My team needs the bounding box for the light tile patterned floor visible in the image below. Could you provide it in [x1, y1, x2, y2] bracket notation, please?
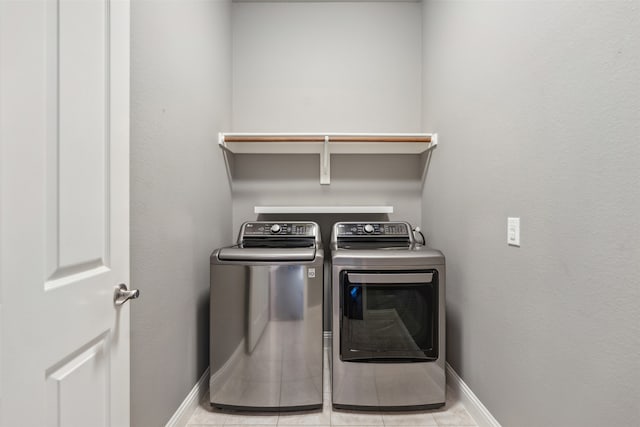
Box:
[188, 348, 477, 427]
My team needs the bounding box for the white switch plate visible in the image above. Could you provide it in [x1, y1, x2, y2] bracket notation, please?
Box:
[507, 217, 520, 246]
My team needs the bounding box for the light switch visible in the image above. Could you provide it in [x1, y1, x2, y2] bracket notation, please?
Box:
[507, 217, 520, 247]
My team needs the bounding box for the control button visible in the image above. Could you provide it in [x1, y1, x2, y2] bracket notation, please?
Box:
[364, 224, 374, 233]
[270, 224, 281, 234]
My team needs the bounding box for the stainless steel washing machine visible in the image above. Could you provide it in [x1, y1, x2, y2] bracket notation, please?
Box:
[210, 221, 323, 411]
[331, 221, 445, 410]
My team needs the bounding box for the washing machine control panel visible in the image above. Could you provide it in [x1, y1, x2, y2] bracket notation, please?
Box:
[242, 222, 316, 237]
[336, 222, 409, 237]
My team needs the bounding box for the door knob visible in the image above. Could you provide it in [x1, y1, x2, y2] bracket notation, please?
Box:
[114, 283, 140, 306]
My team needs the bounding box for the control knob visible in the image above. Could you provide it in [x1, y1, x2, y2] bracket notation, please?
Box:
[364, 224, 374, 234]
[270, 224, 281, 234]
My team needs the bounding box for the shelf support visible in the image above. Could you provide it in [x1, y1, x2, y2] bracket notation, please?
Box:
[421, 133, 439, 186]
[321, 136, 330, 185]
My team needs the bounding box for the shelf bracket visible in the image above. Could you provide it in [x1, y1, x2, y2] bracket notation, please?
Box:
[421, 133, 439, 186]
[218, 132, 234, 187]
[428, 133, 438, 150]
[320, 135, 330, 185]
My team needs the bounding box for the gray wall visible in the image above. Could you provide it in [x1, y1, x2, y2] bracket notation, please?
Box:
[230, 1, 424, 231]
[232, 1, 422, 132]
[130, 1, 233, 426]
[421, 1, 640, 426]
[230, 153, 424, 232]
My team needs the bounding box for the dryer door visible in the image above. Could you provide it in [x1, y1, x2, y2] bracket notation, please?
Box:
[340, 270, 439, 362]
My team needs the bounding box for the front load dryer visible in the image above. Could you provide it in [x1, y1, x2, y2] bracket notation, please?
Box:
[331, 221, 446, 410]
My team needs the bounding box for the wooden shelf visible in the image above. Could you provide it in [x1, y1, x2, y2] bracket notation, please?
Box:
[254, 205, 394, 214]
[224, 135, 432, 143]
[218, 132, 438, 184]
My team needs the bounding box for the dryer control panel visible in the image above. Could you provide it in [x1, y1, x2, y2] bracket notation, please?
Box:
[335, 222, 410, 238]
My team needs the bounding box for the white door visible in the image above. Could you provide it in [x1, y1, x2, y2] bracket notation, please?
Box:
[0, 0, 131, 426]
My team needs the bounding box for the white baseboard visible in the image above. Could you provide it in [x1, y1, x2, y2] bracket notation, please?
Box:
[165, 367, 210, 427]
[446, 363, 501, 427]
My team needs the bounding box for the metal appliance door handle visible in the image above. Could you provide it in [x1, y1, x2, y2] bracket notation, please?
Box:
[346, 272, 433, 284]
[114, 283, 140, 306]
[218, 247, 316, 262]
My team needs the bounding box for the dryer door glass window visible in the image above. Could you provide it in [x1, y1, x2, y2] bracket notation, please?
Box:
[340, 270, 438, 362]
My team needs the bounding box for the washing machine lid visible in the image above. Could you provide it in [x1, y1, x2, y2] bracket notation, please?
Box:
[217, 247, 316, 262]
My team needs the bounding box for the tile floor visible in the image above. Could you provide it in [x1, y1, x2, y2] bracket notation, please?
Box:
[188, 347, 478, 427]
